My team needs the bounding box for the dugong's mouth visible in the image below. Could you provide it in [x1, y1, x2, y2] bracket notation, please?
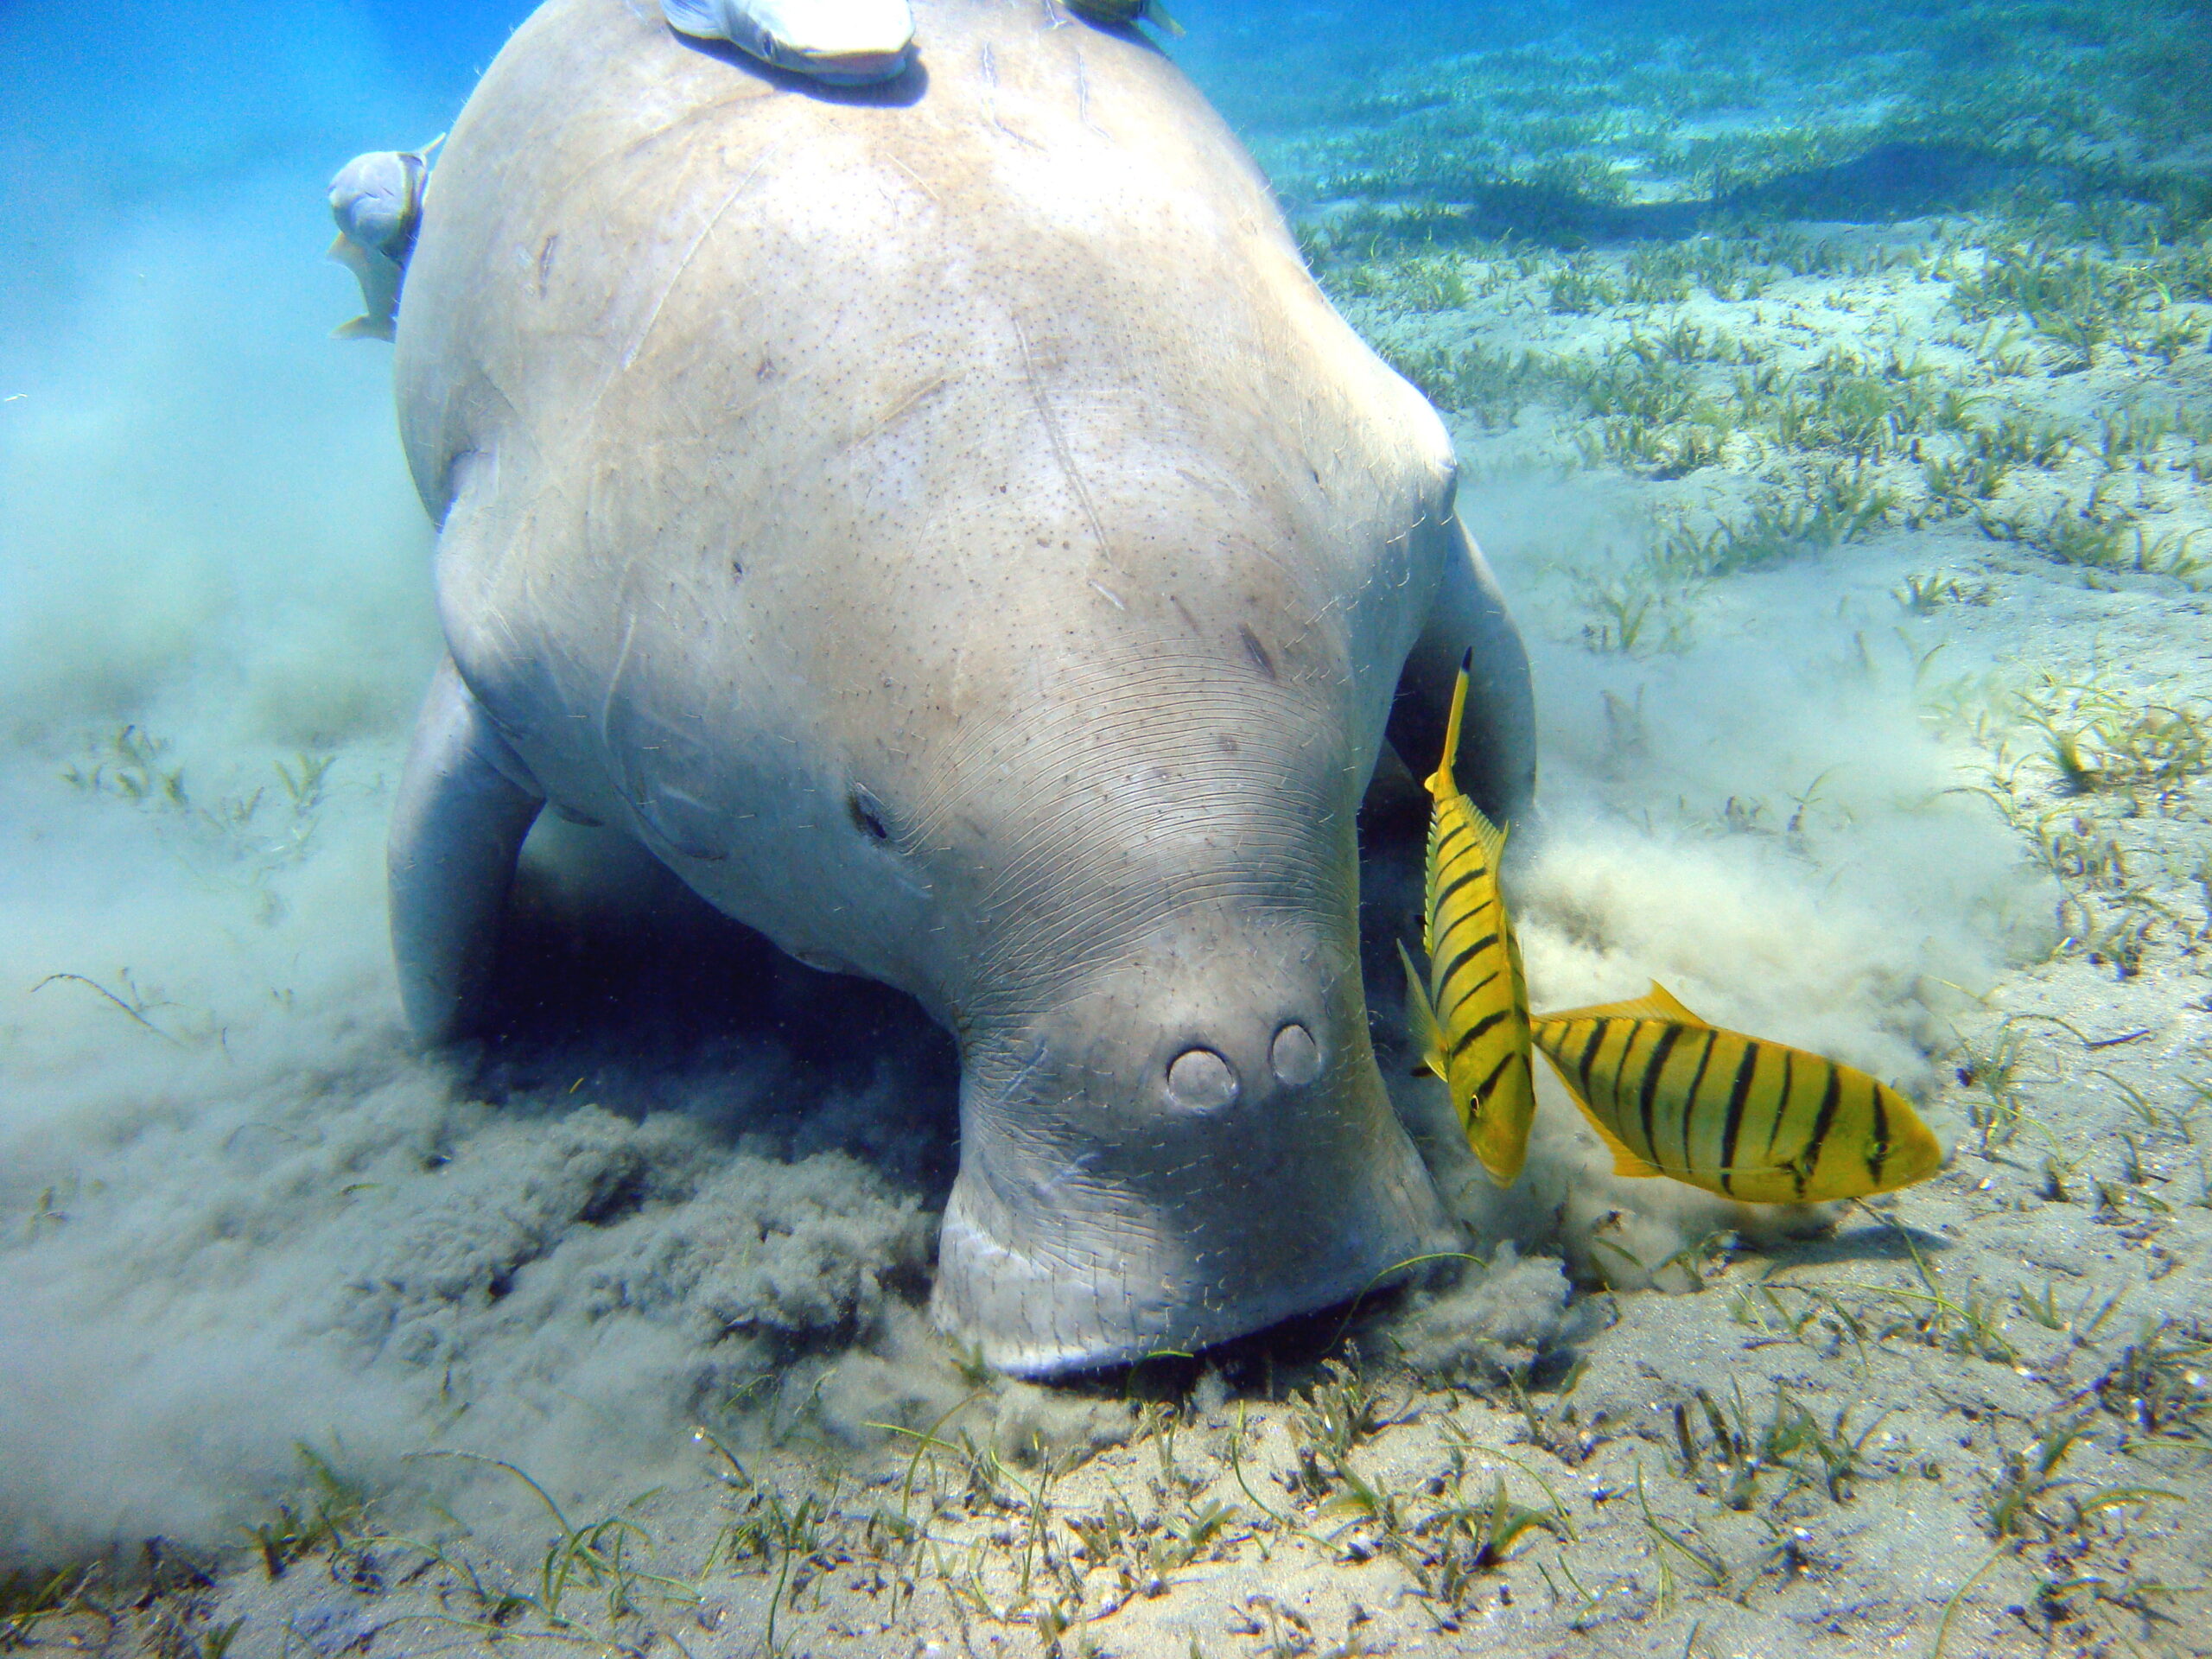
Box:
[929, 1025, 1452, 1377]
[934, 1172, 1448, 1377]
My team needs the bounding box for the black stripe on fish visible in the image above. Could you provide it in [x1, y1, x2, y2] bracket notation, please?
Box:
[1451, 1005, 1511, 1057]
[1433, 818, 1476, 861]
[1433, 932, 1500, 995]
[1434, 851, 1491, 887]
[1575, 1020, 1609, 1099]
[1772, 1050, 1795, 1172]
[1433, 866, 1489, 916]
[1474, 1047, 1518, 1105]
[1764, 1049, 1793, 1160]
[1639, 1023, 1682, 1170]
[1610, 1020, 1650, 1146]
[1868, 1084, 1891, 1188]
[1440, 965, 1503, 1022]
[1680, 1027, 1719, 1185]
[1432, 890, 1500, 950]
[1797, 1063, 1843, 1198]
[1433, 960, 1503, 1026]
[1719, 1041, 1761, 1193]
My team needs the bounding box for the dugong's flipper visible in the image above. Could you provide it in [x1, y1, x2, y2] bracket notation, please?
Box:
[1388, 513, 1536, 829]
[662, 0, 914, 84]
[388, 658, 544, 1044]
[327, 142, 438, 342]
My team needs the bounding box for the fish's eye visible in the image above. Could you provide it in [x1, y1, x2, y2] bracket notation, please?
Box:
[849, 788, 892, 842]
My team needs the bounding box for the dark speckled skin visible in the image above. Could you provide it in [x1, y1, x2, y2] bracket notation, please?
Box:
[385, 0, 1534, 1374]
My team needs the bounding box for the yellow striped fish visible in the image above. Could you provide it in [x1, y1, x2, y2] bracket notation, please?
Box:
[1529, 982, 1944, 1204]
[1397, 649, 1537, 1187]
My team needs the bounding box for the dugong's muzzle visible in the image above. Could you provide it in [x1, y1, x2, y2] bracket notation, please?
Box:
[932, 913, 1451, 1376]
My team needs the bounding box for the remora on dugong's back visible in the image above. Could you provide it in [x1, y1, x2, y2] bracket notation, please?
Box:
[388, 0, 1535, 1376]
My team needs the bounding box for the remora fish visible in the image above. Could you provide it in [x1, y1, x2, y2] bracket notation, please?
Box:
[1530, 982, 1945, 1204]
[1063, 0, 1184, 37]
[1398, 648, 1537, 1185]
[661, 0, 916, 84]
[327, 142, 438, 341]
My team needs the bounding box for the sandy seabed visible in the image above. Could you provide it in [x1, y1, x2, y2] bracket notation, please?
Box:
[3, 1, 2210, 1656]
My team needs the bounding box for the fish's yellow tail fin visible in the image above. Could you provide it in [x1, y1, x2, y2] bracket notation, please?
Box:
[1424, 647, 1472, 803]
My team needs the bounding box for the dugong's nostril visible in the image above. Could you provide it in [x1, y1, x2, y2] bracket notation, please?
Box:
[1270, 1023, 1322, 1086]
[1166, 1047, 1239, 1109]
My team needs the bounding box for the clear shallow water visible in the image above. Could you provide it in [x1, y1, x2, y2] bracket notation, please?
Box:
[3, 3, 2209, 1653]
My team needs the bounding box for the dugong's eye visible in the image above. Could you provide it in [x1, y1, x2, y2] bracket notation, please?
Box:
[849, 788, 893, 842]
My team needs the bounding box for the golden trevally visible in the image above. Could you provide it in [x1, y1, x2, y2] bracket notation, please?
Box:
[1398, 648, 1538, 1186]
[1530, 982, 1945, 1204]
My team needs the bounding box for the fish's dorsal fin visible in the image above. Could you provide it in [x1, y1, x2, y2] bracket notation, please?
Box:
[1424, 647, 1472, 803]
[1395, 940, 1447, 1081]
[327, 232, 371, 276]
[661, 0, 733, 40]
[1461, 798, 1509, 864]
[1530, 1047, 1665, 1179]
[1632, 980, 1705, 1022]
[1534, 980, 1710, 1027]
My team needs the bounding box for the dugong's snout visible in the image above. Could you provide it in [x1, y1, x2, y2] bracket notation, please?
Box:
[931, 919, 1452, 1376]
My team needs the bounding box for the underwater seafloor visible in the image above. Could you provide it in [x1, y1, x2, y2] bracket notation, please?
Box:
[3, 0, 2210, 1655]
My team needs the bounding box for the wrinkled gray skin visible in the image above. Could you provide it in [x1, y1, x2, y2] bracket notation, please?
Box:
[388, 0, 1535, 1376]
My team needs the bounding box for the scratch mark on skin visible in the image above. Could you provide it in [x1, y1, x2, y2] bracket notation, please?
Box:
[887, 154, 940, 205]
[979, 42, 1043, 149]
[852, 374, 950, 447]
[1014, 314, 1116, 568]
[1074, 48, 1103, 137]
[600, 614, 639, 759]
[620, 143, 785, 372]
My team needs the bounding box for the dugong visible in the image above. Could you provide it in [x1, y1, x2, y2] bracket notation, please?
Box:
[387, 0, 1535, 1376]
